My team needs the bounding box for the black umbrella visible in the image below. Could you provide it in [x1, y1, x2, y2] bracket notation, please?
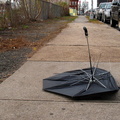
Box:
[43, 27, 119, 98]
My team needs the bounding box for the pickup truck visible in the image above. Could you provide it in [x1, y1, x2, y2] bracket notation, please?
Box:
[110, 0, 120, 30]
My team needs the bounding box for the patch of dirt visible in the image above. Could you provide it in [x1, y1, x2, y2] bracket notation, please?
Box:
[0, 37, 29, 52]
[0, 47, 32, 83]
[0, 18, 70, 83]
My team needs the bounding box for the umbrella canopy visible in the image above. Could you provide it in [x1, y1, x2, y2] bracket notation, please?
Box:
[43, 67, 119, 98]
[43, 27, 119, 98]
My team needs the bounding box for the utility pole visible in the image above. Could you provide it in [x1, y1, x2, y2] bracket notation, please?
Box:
[90, 0, 93, 19]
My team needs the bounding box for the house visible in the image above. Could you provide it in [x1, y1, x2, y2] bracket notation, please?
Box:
[69, 0, 78, 10]
[69, 0, 78, 16]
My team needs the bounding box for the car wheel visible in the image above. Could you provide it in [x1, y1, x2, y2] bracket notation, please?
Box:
[101, 14, 104, 22]
[103, 15, 106, 23]
[99, 15, 102, 21]
[110, 16, 116, 27]
[97, 15, 99, 20]
[95, 15, 97, 19]
[118, 17, 120, 31]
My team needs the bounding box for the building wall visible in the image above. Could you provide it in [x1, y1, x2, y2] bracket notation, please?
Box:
[97, 0, 112, 6]
[69, 0, 78, 10]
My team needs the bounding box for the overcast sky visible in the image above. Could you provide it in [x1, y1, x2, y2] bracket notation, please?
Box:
[79, 0, 97, 9]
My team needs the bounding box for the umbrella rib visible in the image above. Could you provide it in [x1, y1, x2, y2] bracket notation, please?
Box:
[80, 69, 91, 78]
[98, 72, 110, 76]
[93, 53, 102, 76]
[70, 77, 89, 86]
[93, 72, 110, 81]
[93, 77, 107, 88]
[86, 79, 92, 90]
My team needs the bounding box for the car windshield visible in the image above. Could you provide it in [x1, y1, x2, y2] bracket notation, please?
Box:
[99, 3, 106, 8]
[106, 3, 112, 9]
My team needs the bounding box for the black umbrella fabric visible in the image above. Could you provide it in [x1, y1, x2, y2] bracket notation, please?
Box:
[43, 27, 119, 98]
[43, 67, 119, 98]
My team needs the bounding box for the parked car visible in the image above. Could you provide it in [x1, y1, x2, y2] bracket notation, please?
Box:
[96, 2, 108, 21]
[110, 0, 120, 30]
[102, 2, 112, 23]
[85, 9, 95, 18]
[94, 7, 99, 19]
[85, 9, 91, 16]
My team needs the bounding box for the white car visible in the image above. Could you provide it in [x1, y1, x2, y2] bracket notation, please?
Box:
[102, 2, 112, 23]
[96, 2, 108, 21]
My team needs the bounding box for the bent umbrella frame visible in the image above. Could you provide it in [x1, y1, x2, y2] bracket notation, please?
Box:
[43, 27, 119, 98]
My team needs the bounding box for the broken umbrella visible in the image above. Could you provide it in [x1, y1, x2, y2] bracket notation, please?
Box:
[43, 27, 119, 98]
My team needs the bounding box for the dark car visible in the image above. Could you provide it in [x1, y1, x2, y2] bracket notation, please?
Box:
[102, 2, 112, 23]
[110, 0, 120, 30]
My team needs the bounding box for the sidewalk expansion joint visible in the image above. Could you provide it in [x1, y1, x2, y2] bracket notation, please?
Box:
[0, 99, 120, 104]
[27, 61, 120, 63]
[46, 44, 120, 47]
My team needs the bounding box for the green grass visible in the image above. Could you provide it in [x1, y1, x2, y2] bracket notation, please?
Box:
[22, 25, 29, 29]
[0, 27, 6, 31]
[60, 16, 78, 22]
[86, 16, 103, 24]
[45, 16, 78, 24]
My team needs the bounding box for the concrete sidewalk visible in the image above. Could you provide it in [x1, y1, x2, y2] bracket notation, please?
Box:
[0, 16, 120, 120]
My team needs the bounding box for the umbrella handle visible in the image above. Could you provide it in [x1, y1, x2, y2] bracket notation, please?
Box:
[83, 27, 88, 37]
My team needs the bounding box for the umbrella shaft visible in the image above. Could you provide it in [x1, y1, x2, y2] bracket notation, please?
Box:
[86, 37, 93, 77]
